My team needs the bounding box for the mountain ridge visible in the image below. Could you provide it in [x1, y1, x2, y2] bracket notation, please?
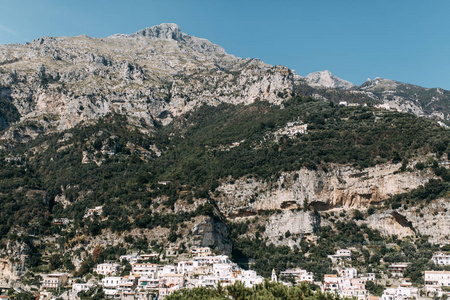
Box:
[0, 22, 449, 143]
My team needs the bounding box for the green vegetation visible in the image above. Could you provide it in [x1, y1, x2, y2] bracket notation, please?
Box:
[0, 88, 20, 125]
[0, 96, 449, 276]
[167, 280, 339, 300]
[155, 97, 450, 186]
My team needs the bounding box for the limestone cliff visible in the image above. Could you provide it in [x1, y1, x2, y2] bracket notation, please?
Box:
[216, 163, 435, 214]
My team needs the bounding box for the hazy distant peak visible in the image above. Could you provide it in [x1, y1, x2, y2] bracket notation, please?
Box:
[360, 77, 398, 90]
[305, 70, 356, 90]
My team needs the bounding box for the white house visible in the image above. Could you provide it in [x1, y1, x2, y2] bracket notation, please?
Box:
[340, 278, 367, 300]
[132, 263, 159, 278]
[432, 252, 450, 266]
[84, 206, 103, 218]
[237, 270, 264, 288]
[41, 273, 69, 291]
[94, 263, 121, 276]
[137, 276, 159, 291]
[328, 249, 352, 262]
[280, 268, 314, 283]
[177, 260, 198, 274]
[388, 264, 408, 277]
[192, 247, 212, 257]
[424, 271, 450, 295]
[102, 276, 121, 288]
[338, 268, 357, 278]
[381, 286, 418, 300]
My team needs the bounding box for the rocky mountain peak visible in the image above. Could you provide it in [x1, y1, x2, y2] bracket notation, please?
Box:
[108, 23, 226, 54]
[133, 23, 184, 41]
[304, 70, 356, 90]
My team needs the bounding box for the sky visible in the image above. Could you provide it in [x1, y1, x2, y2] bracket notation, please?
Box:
[0, 0, 449, 89]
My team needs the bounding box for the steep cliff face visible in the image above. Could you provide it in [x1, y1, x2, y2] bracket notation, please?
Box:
[191, 216, 232, 255]
[263, 210, 320, 247]
[216, 163, 435, 214]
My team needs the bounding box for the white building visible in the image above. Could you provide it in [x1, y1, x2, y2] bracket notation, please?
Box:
[388, 264, 408, 277]
[120, 254, 140, 264]
[213, 263, 233, 277]
[432, 252, 450, 266]
[424, 271, 450, 295]
[41, 273, 69, 291]
[140, 253, 159, 261]
[102, 276, 121, 289]
[323, 275, 344, 292]
[339, 268, 357, 278]
[192, 247, 212, 257]
[132, 263, 159, 278]
[177, 260, 198, 274]
[94, 263, 121, 276]
[283, 123, 308, 136]
[280, 268, 314, 283]
[237, 270, 264, 288]
[328, 249, 352, 262]
[117, 276, 136, 295]
[381, 286, 418, 300]
[193, 255, 230, 266]
[159, 265, 177, 275]
[360, 273, 375, 281]
[137, 276, 159, 291]
[341, 278, 367, 300]
[84, 206, 103, 218]
[197, 275, 220, 288]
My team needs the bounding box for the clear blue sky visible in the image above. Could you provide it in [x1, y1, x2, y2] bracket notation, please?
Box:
[1, 0, 449, 89]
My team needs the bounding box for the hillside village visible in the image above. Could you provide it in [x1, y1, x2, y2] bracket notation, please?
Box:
[1, 246, 449, 299]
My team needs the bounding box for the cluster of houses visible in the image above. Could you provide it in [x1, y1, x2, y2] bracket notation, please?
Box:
[68, 247, 265, 299]
[280, 122, 308, 136]
[15, 248, 450, 300]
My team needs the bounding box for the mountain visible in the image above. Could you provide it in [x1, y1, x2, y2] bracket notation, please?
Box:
[0, 24, 449, 285]
[1, 23, 449, 144]
[304, 70, 356, 90]
[359, 77, 450, 121]
[0, 23, 293, 142]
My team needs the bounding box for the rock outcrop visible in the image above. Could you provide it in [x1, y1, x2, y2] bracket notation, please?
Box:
[305, 70, 356, 90]
[264, 210, 320, 247]
[191, 216, 232, 255]
[216, 163, 435, 214]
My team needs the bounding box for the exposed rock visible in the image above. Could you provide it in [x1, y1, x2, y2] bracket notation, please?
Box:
[305, 70, 356, 90]
[264, 210, 320, 247]
[366, 210, 416, 238]
[216, 163, 435, 214]
[191, 216, 232, 255]
[0, 241, 29, 282]
[404, 198, 450, 244]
